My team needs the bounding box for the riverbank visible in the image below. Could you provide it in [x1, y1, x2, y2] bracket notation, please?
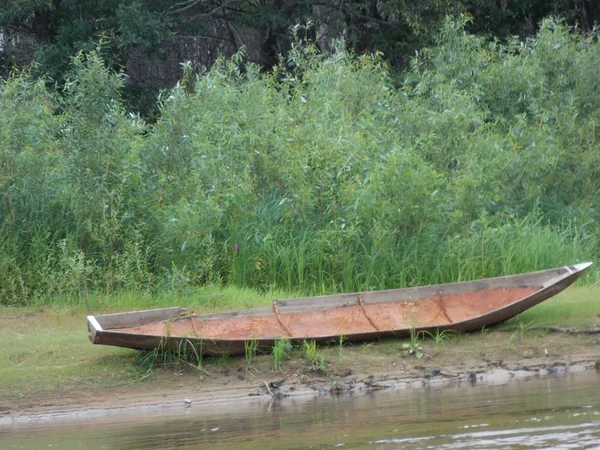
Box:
[2, 302, 599, 426]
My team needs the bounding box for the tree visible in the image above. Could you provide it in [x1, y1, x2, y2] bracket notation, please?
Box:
[2, 1, 597, 117]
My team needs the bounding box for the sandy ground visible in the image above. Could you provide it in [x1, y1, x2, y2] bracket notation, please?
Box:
[2, 329, 599, 428]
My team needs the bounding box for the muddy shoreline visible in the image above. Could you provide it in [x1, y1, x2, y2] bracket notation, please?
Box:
[3, 352, 598, 429]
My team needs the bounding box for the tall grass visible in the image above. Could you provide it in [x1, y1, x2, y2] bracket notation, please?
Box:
[226, 216, 594, 294]
[1, 19, 599, 306]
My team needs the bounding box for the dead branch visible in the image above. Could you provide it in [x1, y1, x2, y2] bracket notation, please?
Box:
[263, 380, 274, 396]
[501, 325, 600, 335]
[179, 359, 210, 375]
[544, 326, 600, 335]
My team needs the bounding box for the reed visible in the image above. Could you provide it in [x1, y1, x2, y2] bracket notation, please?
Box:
[224, 216, 596, 295]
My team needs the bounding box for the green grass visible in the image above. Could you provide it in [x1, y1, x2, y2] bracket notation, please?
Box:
[0, 286, 294, 399]
[219, 216, 598, 296]
[244, 338, 259, 368]
[302, 340, 326, 372]
[39, 284, 302, 314]
[272, 338, 292, 371]
[0, 310, 140, 397]
[506, 286, 600, 329]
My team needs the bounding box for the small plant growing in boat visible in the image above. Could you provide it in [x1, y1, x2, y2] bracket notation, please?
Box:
[402, 327, 424, 359]
[272, 338, 292, 371]
[244, 338, 259, 369]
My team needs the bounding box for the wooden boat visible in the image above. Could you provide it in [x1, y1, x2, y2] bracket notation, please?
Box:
[88, 262, 592, 355]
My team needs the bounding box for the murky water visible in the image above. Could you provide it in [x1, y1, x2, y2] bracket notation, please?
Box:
[2, 371, 600, 449]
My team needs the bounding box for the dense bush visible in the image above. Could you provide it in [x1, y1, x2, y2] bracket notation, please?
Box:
[0, 19, 598, 305]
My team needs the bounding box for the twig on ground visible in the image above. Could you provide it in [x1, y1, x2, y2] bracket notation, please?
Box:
[544, 326, 600, 335]
[501, 326, 600, 335]
[179, 359, 210, 376]
[438, 371, 460, 377]
[263, 380, 274, 396]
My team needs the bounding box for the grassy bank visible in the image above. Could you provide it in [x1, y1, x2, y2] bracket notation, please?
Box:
[1, 284, 598, 403]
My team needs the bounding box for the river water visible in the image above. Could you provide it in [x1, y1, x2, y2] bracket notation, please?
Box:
[2, 370, 600, 449]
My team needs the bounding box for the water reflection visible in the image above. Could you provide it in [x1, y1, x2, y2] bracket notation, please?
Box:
[2, 371, 600, 449]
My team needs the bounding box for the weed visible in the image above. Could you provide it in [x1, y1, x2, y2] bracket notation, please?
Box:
[272, 338, 292, 371]
[302, 340, 326, 372]
[509, 321, 534, 347]
[507, 333, 518, 351]
[402, 327, 425, 359]
[423, 328, 455, 352]
[244, 338, 259, 369]
[178, 338, 203, 369]
[424, 368, 439, 378]
[218, 351, 230, 366]
[338, 334, 347, 358]
[523, 348, 534, 358]
[135, 338, 203, 372]
[303, 340, 318, 361]
[518, 322, 534, 340]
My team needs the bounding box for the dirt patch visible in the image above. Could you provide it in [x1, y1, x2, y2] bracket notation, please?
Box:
[2, 327, 599, 427]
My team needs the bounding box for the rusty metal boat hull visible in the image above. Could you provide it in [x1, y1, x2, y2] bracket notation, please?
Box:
[88, 262, 592, 355]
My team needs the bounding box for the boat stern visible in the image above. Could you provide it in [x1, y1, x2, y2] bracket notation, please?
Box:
[87, 315, 103, 343]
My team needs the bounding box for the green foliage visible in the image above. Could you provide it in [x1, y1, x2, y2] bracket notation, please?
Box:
[272, 338, 292, 371]
[407, 18, 600, 227]
[2, 0, 599, 121]
[302, 340, 326, 372]
[1, 21, 599, 306]
[423, 328, 455, 352]
[136, 338, 203, 372]
[244, 339, 259, 369]
[0, 0, 172, 79]
[402, 327, 425, 359]
[465, 0, 599, 38]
